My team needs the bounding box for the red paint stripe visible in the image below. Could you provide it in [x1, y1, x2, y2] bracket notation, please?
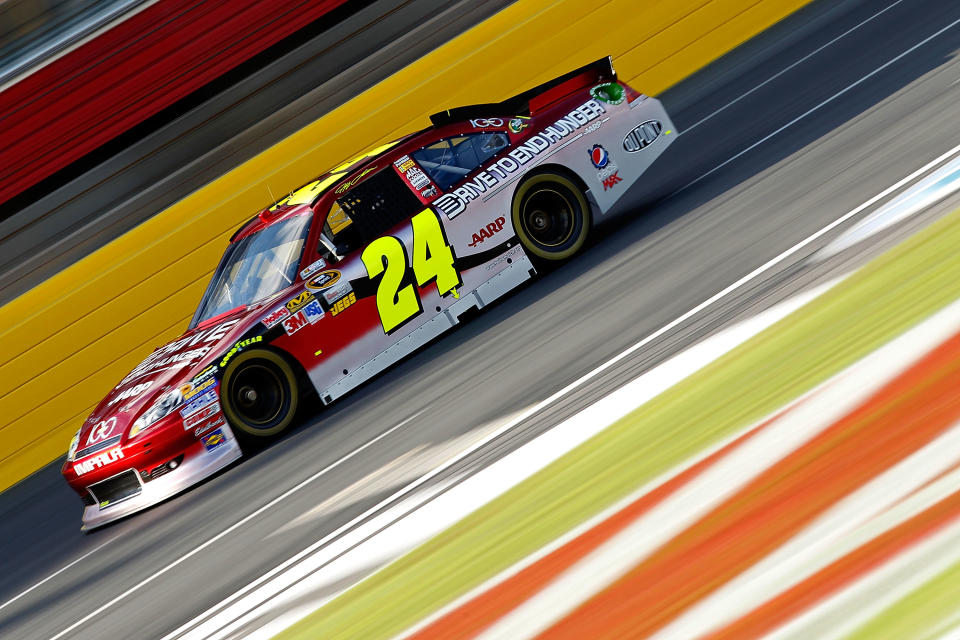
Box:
[539, 330, 960, 640]
[0, 0, 349, 206]
[408, 409, 789, 640]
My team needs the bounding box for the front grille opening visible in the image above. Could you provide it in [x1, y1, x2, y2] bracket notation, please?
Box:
[88, 470, 142, 509]
[141, 455, 184, 482]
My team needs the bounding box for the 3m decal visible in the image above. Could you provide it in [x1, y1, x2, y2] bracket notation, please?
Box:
[183, 402, 220, 430]
[201, 429, 226, 452]
[330, 292, 357, 316]
[434, 100, 606, 219]
[623, 120, 663, 152]
[74, 448, 123, 476]
[468, 217, 506, 248]
[283, 311, 309, 336]
[285, 291, 315, 313]
[590, 82, 625, 105]
[299, 258, 327, 280]
[219, 336, 263, 368]
[304, 270, 341, 291]
[261, 306, 290, 328]
[86, 417, 118, 446]
[361, 209, 461, 334]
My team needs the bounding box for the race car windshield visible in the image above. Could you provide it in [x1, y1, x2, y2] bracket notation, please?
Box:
[192, 213, 312, 327]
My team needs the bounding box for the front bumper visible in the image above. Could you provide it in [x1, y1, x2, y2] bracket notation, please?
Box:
[79, 424, 241, 531]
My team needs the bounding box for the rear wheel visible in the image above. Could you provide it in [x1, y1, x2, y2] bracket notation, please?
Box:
[512, 172, 591, 262]
[220, 349, 300, 441]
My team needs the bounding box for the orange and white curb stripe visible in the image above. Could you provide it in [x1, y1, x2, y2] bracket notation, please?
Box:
[402, 296, 960, 640]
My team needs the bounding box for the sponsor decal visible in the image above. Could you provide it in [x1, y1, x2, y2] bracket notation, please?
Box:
[201, 429, 226, 452]
[590, 82, 625, 105]
[589, 144, 610, 169]
[468, 216, 506, 248]
[330, 291, 357, 317]
[74, 448, 123, 476]
[434, 99, 606, 219]
[182, 377, 214, 401]
[299, 258, 327, 280]
[303, 299, 325, 324]
[108, 381, 153, 407]
[509, 117, 530, 133]
[118, 319, 239, 387]
[623, 120, 663, 153]
[589, 143, 621, 190]
[86, 417, 118, 446]
[396, 157, 416, 172]
[180, 388, 218, 418]
[219, 336, 263, 368]
[283, 311, 309, 336]
[601, 169, 622, 191]
[183, 402, 219, 430]
[194, 415, 224, 437]
[334, 167, 376, 195]
[304, 270, 342, 291]
[322, 281, 354, 305]
[421, 186, 438, 199]
[285, 290, 315, 313]
[192, 364, 217, 385]
[469, 118, 504, 128]
[261, 306, 290, 329]
[406, 167, 430, 190]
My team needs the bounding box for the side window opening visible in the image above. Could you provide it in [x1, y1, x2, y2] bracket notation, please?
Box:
[412, 132, 509, 191]
[323, 168, 422, 255]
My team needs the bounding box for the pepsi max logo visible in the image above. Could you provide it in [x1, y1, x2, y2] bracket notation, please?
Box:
[623, 120, 663, 153]
[589, 144, 610, 169]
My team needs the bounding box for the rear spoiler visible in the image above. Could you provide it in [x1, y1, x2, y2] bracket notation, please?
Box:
[429, 56, 616, 127]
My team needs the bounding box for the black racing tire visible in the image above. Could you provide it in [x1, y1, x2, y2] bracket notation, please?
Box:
[511, 171, 591, 262]
[220, 349, 300, 440]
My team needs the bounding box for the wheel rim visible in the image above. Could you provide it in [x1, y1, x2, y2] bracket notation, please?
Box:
[229, 362, 285, 427]
[521, 188, 576, 248]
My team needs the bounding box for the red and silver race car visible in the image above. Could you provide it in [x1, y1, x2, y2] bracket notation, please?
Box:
[62, 57, 675, 529]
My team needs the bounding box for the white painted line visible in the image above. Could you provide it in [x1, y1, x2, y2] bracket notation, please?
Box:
[820, 154, 960, 256]
[673, 13, 960, 195]
[683, 0, 908, 134]
[477, 295, 960, 640]
[0, 540, 112, 614]
[180, 280, 842, 640]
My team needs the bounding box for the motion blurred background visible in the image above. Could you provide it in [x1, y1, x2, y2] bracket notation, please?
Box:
[3, 0, 960, 638]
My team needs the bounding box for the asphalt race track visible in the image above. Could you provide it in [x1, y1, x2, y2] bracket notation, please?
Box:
[4, 0, 960, 637]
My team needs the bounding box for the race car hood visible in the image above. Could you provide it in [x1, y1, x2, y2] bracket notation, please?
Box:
[74, 312, 254, 448]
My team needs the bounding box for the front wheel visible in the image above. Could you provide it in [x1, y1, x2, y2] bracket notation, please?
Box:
[511, 172, 591, 262]
[220, 349, 300, 441]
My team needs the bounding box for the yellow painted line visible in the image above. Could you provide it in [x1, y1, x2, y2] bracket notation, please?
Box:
[0, 0, 812, 491]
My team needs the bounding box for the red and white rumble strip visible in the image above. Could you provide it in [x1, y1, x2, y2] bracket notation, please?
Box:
[401, 296, 960, 640]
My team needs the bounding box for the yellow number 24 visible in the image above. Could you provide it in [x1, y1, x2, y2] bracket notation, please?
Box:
[361, 209, 461, 334]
